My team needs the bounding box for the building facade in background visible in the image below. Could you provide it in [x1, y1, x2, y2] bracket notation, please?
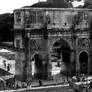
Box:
[13, 0, 92, 81]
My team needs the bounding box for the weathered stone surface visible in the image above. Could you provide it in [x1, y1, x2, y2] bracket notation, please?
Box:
[13, 7, 92, 81]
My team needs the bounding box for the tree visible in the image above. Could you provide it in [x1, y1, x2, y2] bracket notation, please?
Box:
[0, 13, 14, 42]
[83, 0, 92, 8]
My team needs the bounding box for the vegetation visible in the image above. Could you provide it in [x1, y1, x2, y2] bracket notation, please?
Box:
[0, 13, 14, 42]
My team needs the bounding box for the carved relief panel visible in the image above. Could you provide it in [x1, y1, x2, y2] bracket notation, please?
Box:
[78, 38, 90, 52]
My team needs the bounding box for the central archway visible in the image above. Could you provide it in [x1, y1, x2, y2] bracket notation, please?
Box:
[51, 39, 72, 77]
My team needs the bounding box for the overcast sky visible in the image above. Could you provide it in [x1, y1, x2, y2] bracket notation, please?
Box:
[0, 0, 46, 14]
[0, 0, 85, 14]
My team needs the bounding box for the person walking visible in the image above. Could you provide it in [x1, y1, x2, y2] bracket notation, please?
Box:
[27, 80, 32, 89]
[39, 80, 42, 86]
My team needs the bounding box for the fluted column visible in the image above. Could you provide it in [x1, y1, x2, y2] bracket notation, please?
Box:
[23, 32, 32, 82]
[70, 50, 76, 76]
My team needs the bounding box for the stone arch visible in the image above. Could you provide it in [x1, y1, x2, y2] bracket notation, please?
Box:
[31, 51, 39, 60]
[79, 51, 89, 74]
[50, 38, 73, 51]
[31, 52, 48, 80]
[50, 38, 72, 77]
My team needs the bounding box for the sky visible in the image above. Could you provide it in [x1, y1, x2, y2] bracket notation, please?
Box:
[0, 0, 46, 14]
[0, 0, 85, 14]
[72, 0, 85, 7]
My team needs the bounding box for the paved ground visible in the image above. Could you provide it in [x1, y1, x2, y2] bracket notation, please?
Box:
[0, 82, 92, 92]
[20, 86, 74, 92]
[3, 86, 92, 92]
[0, 75, 92, 92]
[0, 83, 75, 92]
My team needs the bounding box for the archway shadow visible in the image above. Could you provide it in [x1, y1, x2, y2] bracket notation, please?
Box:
[79, 51, 88, 74]
[51, 39, 75, 78]
[32, 54, 48, 80]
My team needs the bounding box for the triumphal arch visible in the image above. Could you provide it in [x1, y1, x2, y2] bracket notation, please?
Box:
[13, 4, 92, 81]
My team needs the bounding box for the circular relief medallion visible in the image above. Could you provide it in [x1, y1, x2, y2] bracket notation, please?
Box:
[82, 38, 89, 48]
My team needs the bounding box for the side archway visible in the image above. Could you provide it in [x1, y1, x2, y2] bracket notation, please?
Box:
[31, 53, 48, 80]
[79, 51, 88, 74]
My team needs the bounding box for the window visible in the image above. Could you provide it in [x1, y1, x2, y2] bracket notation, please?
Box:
[7, 64, 11, 71]
[25, 11, 36, 25]
[84, 12, 88, 22]
[31, 11, 36, 23]
[25, 11, 30, 24]
[25, 10, 45, 26]
[15, 11, 21, 24]
[3, 60, 6, 68]
[16, 39, 20, 48]
[37, 11, 44, 24]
